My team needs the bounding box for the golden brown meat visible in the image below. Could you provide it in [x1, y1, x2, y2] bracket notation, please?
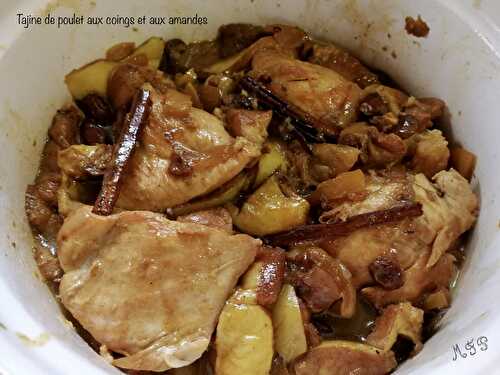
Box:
[225, 109, 272, 146]
[115, 85, 260, 211]
[323, 221, 423, 288]
[107, 63, 175, 109]
[304, 41, 379, 88]
[319, 170, 413, 222]
[366, 302, 424, 354]
[413, 169, 478, 267]
[250, 50, 362, 132]
[322, 169, 477, 290]
[57, 144, 112, 179]
[362, 252, 456, 309]
[57, 206, 259, 371]
[177, 207, 233, 233]
[338, 123, 407, 167]
[293, 341, 397, 375]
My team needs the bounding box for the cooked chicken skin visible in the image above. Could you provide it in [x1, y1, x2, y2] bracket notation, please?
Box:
[413, 169, 478, 267]
[116, 85, 260, 212]
[366, 302, 424, 353]
[177, 207, 233, 234]
[57, 206, 259, 371]
[362, 252, 456, 309]
[323, 169, 477, 289]
[250, 50, 362, 131]
[321, 172, 422, 287]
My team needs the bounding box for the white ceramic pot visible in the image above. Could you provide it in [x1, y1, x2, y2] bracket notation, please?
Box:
[0, 0, 499, 374]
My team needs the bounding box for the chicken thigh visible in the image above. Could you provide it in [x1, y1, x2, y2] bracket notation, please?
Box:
[58, 206, 259, 371]
[116, 85, 260, 212]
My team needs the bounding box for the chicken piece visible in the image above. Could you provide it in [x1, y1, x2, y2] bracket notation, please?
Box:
[38, 140, 62, 175]
[392, 98, 444, 138]
[225, 109, 272, 146]
[320, 170, 414, 223]
[323, 221, 424, 288]
[266, 24, 308, 55]
[58, 206, 259, 372]
[413, 170, 478, 267]
[322, 169, 476, 289]
[293, 265, 342, 312]
[339, 123, 407, 167]
[304, 41, 379, 88]
[202, 24, 307, 74]
[293, 340, 397, 375]
[362, 252, 456, 309]
[320, 172, 423, 287]
[250, 50, 362, 132]
[366, 302, 424, 354]
[58, 144, 112, 179]
[115, 86, 260, 211]
[359, 85, 444, 139]
[360, 85, 409, 118]
[407, 130, 450, 178]
[107, 63, 175, 109]
[177, 207, 233, 233]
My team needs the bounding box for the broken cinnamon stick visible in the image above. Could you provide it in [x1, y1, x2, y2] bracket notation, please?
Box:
[92, 89, 151, 215]
[264, 202, 423, 247]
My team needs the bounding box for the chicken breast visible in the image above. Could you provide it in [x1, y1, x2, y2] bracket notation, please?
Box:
[362, 252, 456, 309]
[177, 207, 233, 234]
[413, 169, 478, 267]
[58, 206, 259, 371]
[323, 169, 477, 288]
[321, 172, 422, 287]
[116, 85, 260, 211]
[250, 50, 362, 131]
